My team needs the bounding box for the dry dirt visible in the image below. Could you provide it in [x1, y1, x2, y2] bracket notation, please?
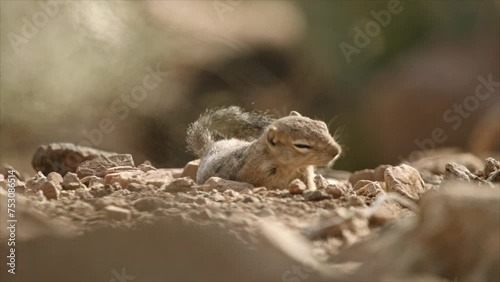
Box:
[0, 143, 499, 282]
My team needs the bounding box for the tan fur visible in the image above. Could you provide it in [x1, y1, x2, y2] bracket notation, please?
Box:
[187, 107, 341, 190]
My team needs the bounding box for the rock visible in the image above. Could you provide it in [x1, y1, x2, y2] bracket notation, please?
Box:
[105, 166, 139, 175]
[306, 208, 369, 240]
[257, 208, 275, 217]
[75, 188, 93, 200]
[373, 165, 390, 181]
[25, 171, 46, 191]
[443, 162, 478, 182]
[347, 196, 366, 207]
[202, 177, 254, 192]
[353, 180, 374, 191]
[367, 205, 393, 227]
[104, 205, 131, 221]
[40, 180, 60, 200]
[288, 179, 306, 194]
[14, 180, 27, 194]
[133, 197, 167, 212]
[76, 154, 135, 178]
[365, 184, 500, 282]
[303, 190, 330, 201]
[348, 169, 374, 186]
[32, 143, 117, 176]
[484, 157, 500, 178]
[164, 177, 196, 192]
[419, 170, 443, 185]
[180, 159, 200, 180]
[137, 163, 157, 172]
[355, 181, 385, 197]
[62, 172, 84, 190]
[314, 175, 329, 189]
[242, 195, 260, 203]
[238, 188, 253, 194]
[104, 170, 145, 187]
[212, 194, 226, 202]
[325, 184, 344, 199]
[410, 152, 483, 175]
[0, 164, 22, 180]
[143, 169, 174, 188]
[191, 209, 219, 221]
[91, 182, 123, 197]
[174, 193, 195, 203]
[194, 196, 208, 205]
[222, 189, 240, 198]
[80, 176, 104, 187]
[165, 168, 183, 178]
[125, 183, 145, 192]
[384, 164, 426, 201]
[47, 172, 63, 184]
[486, 170, 500, 182]
[252, 187, 267, 193]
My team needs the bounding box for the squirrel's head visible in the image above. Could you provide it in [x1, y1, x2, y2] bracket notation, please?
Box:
[265, 111, 341, 167]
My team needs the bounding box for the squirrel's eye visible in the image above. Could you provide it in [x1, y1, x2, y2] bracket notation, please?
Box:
[293, 144, 311, 149]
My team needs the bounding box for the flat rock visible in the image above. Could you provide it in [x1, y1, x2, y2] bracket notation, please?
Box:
[137, 163, 157, 172]
[180, 159, 200, 180]
[32, 143, 116, 176]
[306, 207, 369, 240]
[353, 180, 374, 191]
[105, 205, 131, 221]
[443, 162, 478, 182]
[303, 190, 330, 201]
[202, 177, 254, 192]
[164, 177, 196, 192]
[76, 154, 135, 178]
[104, 170, 145, 187]
[410, 152, 483, 175]
[143, 169, 174, 188]
[348, 169, 374, 186]
[384, 164, 426, 201]
[133, 197, 167, 212]
[355, 181, 385, 197]
[62, 172, 84, 190]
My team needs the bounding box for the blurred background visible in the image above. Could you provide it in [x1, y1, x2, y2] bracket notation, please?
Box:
[1, 0, 499, 174]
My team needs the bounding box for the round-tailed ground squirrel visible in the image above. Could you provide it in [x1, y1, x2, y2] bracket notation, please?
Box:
[187, 106, 341, 190]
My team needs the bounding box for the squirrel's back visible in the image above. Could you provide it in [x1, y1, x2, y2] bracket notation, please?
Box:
[186, 106, 273, 157]
[195, 138, 250, 184]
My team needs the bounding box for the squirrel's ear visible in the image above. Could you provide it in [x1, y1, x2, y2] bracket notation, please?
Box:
[289, 111, 302, 117]
[267, 126, 279, 146]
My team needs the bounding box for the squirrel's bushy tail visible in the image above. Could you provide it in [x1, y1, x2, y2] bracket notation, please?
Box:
[186, 106, 274, 157]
